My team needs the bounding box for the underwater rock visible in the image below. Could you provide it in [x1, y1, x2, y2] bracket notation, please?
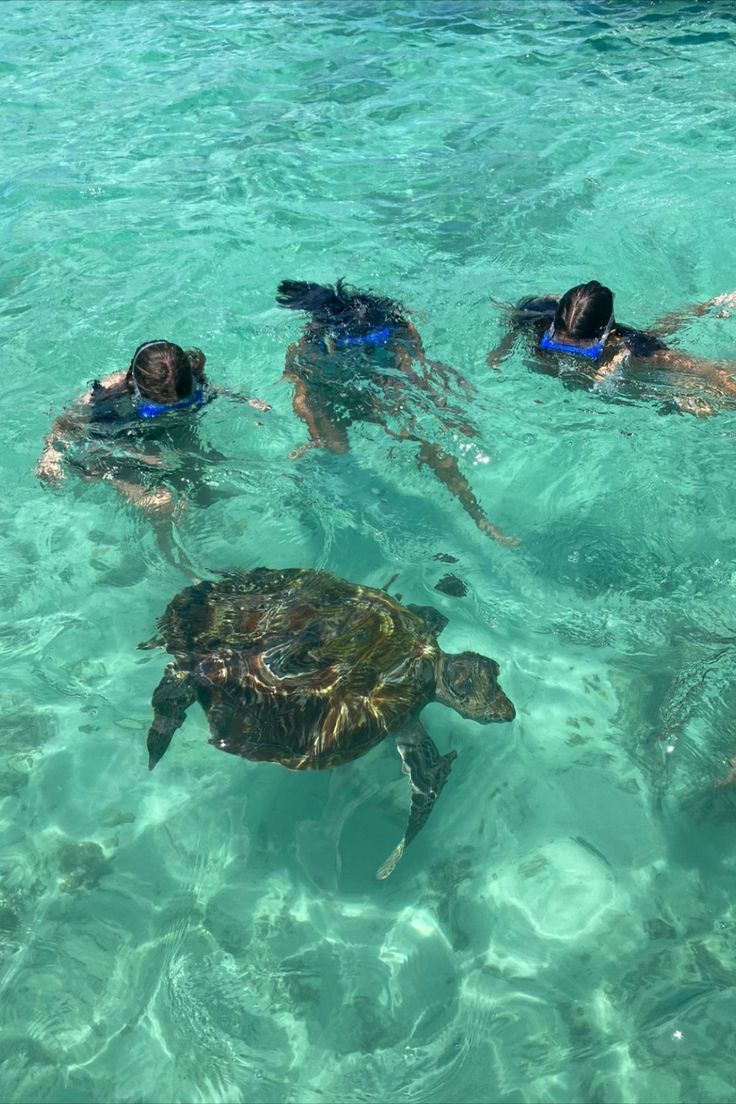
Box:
[434, 573, 468, 598]
[57, 840, 111, 893]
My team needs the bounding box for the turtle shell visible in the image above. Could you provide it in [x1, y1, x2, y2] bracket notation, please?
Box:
[159, 568, 441, 770]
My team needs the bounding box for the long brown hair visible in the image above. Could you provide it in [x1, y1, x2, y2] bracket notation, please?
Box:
[554, 281, 614, 339]
[127, 341, 201, 403]
[276, 279, 408, 332]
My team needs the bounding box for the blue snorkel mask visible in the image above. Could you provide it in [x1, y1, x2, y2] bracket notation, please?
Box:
[331, 325, 394, 349]
[130, 340, 206, 419]
[135, 388, 205, 419]
[539, 313, 614, 360]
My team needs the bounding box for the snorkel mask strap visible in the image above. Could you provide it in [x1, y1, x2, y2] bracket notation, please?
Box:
[130, 340, 167, 377]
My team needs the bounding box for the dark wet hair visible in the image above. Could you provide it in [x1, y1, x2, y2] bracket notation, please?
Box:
[127, 341, 205, 403]
[276, 279, 408, 333]
[554, 281, 614, 340]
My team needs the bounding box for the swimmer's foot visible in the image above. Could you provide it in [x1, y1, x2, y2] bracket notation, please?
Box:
[477, 518, 520, 548]
[289, 437, 349, 459]
[710, 290, 736, 316]
[36, 447, 65, 484]
[673, 395, 716, 418]
[714, 755, 736, 789]
[289, 440, 322, 460]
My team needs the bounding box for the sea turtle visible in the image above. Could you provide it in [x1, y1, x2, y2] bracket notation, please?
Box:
[141, 567, 515, 878]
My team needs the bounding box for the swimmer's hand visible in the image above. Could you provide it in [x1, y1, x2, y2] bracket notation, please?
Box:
[289, 438, 324, 460]
[673, 395, 716, 418]
[36, 445, 65, 485]
[212, 387, 271, 410]
[709, 291, 736, 318]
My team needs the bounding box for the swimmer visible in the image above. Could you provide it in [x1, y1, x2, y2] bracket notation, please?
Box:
[487, 281, 736, 414]
[36, 340, 269, 512]
[278, 279, 516, 546]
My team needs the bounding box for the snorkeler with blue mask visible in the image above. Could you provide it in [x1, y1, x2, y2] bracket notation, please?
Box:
[129, 340, 207, 419]
[490, 281, 627, 373]
[487, 280, 736, 415]
[277, 278, 517, 546]
[538, 311, 615, 360]
[37, 339, 269, 511]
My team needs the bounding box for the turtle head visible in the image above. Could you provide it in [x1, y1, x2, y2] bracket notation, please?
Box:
[435, 651, 515, 723]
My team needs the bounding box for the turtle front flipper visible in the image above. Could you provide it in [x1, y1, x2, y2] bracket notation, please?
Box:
[147, 663, 195, 770]
[376, 721, 457, 880]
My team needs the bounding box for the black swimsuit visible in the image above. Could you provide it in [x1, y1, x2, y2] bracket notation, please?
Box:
[71, 382, 222, 492]
[514, 298, 668, 364]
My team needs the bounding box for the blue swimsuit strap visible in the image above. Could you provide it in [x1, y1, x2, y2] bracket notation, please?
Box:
[137, 387, 206, 419]
[331, 325, 394, 349]
[539, 328, 605, 360]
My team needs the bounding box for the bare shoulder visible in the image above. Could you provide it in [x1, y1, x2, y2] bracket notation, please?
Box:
[78, 369, 129, 406]
[95, 369, 128, 390]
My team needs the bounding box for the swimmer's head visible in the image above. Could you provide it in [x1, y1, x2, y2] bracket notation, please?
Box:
[554, 281, 614, 340]
[276, 279, 407, 333]
[127, 341, 205, 403]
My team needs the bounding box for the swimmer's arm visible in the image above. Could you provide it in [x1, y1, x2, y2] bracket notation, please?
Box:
[649, 350, 736, 399]
[650, 291, 736, 337]
[209, 386, 271, 412]
[159, 349, 267, 410]
[486, 330, 519, 369]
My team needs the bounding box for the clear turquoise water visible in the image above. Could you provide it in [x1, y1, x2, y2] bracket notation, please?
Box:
[2, 1, 736, 1101]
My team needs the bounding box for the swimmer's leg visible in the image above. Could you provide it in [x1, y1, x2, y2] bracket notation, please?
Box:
[290, 384, 351, 458]
[415, 440, 518, 547]
[654, 352, 736, 406]
[384, 426, 517, 547]
[113, 479, 174, 513]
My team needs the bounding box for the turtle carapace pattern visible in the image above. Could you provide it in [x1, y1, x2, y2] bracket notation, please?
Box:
[142, 567, 515, 878]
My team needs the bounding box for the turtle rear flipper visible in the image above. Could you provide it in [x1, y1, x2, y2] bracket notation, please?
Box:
[147, 664, 195, 769]
[376, 722, 457, 880]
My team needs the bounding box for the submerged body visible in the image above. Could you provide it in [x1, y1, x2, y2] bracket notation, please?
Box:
[37, 341, 268, 511]
[143, 566, 515, 877]
[489, 283, 736, 414]
[279, 280, 516, 546]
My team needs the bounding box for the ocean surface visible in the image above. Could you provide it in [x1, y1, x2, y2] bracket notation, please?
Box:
[2, 1, 736, 1101]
